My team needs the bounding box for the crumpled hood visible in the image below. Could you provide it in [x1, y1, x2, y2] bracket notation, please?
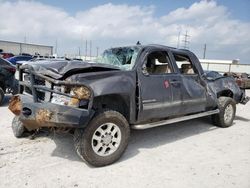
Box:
[21, 60, 121, 79]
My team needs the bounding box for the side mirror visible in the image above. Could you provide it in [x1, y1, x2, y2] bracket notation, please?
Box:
[142, 66, 149, 76]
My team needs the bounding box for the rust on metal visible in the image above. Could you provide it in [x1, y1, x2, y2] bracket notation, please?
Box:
[69, 98, 80, 106]
[8, 95, 22, 115]
[36, 109, 53, 123]
[72, 86, 90, 100]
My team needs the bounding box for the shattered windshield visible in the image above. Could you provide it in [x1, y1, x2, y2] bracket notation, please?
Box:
[96, 46, 141, 70]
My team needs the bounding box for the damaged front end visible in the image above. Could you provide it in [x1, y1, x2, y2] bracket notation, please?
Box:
[9, 65, 94, 131]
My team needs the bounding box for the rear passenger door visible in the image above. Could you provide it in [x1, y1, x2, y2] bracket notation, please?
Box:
[171, 52, 207, 115]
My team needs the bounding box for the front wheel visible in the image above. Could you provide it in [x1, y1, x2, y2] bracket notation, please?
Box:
[12, 116, 26, 138]
[212, 97, 236, 128]
[0, 87, 4, 105]
[11, 79, 19, 95]
[74, 110, 130, 167]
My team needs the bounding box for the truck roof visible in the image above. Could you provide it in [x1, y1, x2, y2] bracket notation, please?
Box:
[110, 44, 191, 54]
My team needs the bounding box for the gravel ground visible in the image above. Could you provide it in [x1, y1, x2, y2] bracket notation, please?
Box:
[0, 91, 250, 188]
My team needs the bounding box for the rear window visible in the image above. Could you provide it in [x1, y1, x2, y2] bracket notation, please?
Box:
[0, 58, 11, 66]
[173, 53, 197, 74]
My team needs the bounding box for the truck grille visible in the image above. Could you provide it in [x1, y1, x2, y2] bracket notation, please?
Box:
[19, 65, 92, 111]
[23, 73, 46, 101]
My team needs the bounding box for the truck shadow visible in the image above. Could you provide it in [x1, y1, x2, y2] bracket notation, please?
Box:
[235, 115, 250, 122]
[23, 130, 82, 162]
[49, 116, 219, 165]
[48, 115, 248, 165]
[121, 117, 218, 163]
[49, 132, 82, 162]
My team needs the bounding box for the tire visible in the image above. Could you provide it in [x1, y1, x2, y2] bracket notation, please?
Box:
[0, 87, 4, 105]
[11, 79, 19, 95]
[74, 110, 130, 167]
[12, 116, 26, 138]
[212, 97, 236, 128]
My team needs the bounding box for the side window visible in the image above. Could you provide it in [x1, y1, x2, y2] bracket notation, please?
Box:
[145, 51, 172, 75]
[173, 53, 196, 75]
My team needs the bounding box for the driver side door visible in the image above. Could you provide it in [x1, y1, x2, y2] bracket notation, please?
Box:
[137, 49, 180, 122]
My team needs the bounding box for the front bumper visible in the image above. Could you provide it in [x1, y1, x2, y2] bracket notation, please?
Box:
[240, 95, 249, 105]
[9, 94, 94, 131]
[239, 89, 249, 105]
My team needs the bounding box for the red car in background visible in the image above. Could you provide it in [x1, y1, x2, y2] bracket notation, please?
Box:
[0, 52, 14, 59]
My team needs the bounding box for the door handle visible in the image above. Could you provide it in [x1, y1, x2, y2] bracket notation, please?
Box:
[170, 80, 181, 87]
[170, 79, 180, 83]
[170, 80, 180, 83]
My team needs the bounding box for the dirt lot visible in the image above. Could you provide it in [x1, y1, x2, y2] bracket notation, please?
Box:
[0, 92, 250, 188]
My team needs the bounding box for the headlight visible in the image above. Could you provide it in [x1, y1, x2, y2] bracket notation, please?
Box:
[51, 93, 72, 106]
[71, 86, 91, 100]
[51, 86, 91, 107]
[69, 86, 91, 107]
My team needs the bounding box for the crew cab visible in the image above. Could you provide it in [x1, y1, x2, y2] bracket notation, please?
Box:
[9, 44, 249, 166]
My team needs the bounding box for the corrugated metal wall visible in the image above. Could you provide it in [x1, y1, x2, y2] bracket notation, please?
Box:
[0, 40, 53, 56]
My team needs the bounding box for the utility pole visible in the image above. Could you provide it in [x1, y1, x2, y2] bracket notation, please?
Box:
[177, 31, 181, 48]
[89, 40, 92, 60]
[55, 39, 57, 54]
[85, 40, 87, 60]
[203, 44, 207, 59]
[182, 30, 190, 49]
[96, 47, 99, 57]
[78, 47, 81, 57]
[24, 34, 27, 44]
[80, 32, 83, 58]
[22, 35, 27, 54]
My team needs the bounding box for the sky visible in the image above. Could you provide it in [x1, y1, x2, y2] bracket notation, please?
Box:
[0, 0, 250, 63]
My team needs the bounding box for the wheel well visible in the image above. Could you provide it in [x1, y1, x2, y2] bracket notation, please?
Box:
[217, 90, 233, 98]
[0, 81, 5, 91]
[92, 94, 130, 121]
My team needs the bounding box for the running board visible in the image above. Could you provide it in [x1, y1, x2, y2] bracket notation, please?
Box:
[131, 109, 219, 130]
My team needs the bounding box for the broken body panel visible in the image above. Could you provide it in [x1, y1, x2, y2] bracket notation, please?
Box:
[224, 72, 250, 89]
[9, 45, 249, 130]
[9, 94, 93, 130]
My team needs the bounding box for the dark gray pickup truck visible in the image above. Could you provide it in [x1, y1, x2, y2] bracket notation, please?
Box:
[9, 44, 249, 166]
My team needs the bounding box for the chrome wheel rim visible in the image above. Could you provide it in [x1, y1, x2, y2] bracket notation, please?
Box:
[91, 123, 121, 157]
[224, 104, 234, 124]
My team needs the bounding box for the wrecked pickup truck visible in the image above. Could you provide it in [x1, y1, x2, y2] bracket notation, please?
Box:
[9, 45, 249, 167]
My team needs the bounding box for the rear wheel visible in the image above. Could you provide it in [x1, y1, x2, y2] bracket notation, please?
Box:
[74, 110, 130, 167]
[0, 87, 4, 105]
[212, 97, 236, 128]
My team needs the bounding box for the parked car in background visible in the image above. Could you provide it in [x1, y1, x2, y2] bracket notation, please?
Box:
[224, 72, 250, 89]
[0, 58, 18, 105]
[0, 52, 14, 59]
[19, 53, 32, 57]
[7, 55, 33, 65]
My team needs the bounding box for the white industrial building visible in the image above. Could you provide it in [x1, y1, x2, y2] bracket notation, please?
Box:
[200, 59, 250, 74]
[0, 40, 53, 56]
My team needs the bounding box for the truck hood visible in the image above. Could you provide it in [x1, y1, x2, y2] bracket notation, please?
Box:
[22, 60, 121, 79]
